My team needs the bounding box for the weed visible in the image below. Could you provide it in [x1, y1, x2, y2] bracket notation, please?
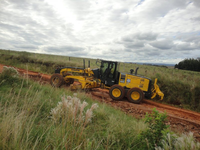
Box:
[136, 108, 169, 150]
[1, 66, 19, 77]
[50, 94, 98, 126]
[0, 66, 21, 87]
[155, 132, 200, 150]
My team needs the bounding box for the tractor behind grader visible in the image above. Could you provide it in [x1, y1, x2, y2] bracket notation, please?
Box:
[50, 59, 164, 104]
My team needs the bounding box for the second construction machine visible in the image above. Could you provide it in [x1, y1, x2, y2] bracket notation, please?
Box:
[50, 59, 164, 104]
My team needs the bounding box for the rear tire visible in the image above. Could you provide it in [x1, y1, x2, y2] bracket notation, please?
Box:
[50, 74, 64, 87]
[109, 85, 125, 101]
[127, 88, 144, 104]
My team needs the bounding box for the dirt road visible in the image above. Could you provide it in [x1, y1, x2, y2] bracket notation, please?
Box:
[1, 64, 200, 140]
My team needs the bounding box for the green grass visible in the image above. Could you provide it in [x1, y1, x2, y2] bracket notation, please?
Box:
[1, 49, 200, 112]
[0, 68, 147, 149]
[0, 65, 200, 149]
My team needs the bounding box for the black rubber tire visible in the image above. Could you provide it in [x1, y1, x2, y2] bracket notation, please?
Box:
[127, 88, 144, 104]
[109, 85, 125, 101]
[50, 73, 64, 87]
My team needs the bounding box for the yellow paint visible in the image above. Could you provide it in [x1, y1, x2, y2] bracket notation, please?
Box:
[118, 74, 149, 92]
[112, 88, 121, 98]
[151, 78, 164, 100]
[60, 68, 94, 77]
[58, 67, 100, 90]
[131, 91, 140, 101]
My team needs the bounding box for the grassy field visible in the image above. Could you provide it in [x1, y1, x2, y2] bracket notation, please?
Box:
[0, 64, 200, 149]
[1, 49, 200, 112]
[0, 66, 147, 149]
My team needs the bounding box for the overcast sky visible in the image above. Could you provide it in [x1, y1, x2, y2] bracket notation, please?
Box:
[1, 0, 200, 64]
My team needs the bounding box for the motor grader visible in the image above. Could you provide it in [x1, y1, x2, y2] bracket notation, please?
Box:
[50, 59, 164, 104]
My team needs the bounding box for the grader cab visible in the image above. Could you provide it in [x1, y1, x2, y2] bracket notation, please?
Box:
[50, 59, 164, 104]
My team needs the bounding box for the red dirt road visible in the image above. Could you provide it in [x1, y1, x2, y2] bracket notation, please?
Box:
[1, 64, 200, 140]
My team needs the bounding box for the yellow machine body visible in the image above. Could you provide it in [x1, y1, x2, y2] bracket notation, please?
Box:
[60, 68, 94, 77]
[118, 74, 150, 92]
[57, 67, 101, 90]
[64, 75, 100, 90]
[151, 78, 164, 100]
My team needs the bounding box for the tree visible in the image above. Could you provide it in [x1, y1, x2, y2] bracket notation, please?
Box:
[175, 58, 200, 72]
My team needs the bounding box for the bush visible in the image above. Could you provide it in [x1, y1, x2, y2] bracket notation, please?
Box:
[159, 76, 200, 112]
[136, 108, 169, 150]
[0, 66, 20, 86]
[155, 132, 200, 150]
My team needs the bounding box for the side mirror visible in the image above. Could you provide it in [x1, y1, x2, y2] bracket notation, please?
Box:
[96, 59, 101, 66]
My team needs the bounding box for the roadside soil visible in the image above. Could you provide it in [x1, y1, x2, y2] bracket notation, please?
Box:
[1, 64, 200, 141]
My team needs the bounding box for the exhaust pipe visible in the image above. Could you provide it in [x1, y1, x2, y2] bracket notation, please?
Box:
[135, 67, 139, 75]
[83, 59, 86, 76]
[88, 60, 90, 68]
[83, 59, 85, 69]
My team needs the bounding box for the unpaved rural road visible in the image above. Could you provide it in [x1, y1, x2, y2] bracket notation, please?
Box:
[1, 64, 200, 141]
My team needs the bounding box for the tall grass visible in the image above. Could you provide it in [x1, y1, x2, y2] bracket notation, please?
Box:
[0, 66, 148, 149]
[155, 132, 200, 150]
[0, 63, 200, 149]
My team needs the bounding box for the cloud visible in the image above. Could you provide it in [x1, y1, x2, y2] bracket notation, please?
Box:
[0, 0, 200, 64]
[14, 45, 38, 50]
[175, 42, 199, 51]
[193, 0, 200, 7]
[135, 32, 158, 41]
[149, 39, 174, 50]
[45, 45, 84, 52]
[176, 32, 200, 43]
[134, 0, 188, 20]
[117, 32, 158, 50]
[121, 32, 158, 42]
[124, 41, 144, 49]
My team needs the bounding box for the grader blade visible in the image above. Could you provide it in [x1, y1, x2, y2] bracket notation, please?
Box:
[151, 78, 164, 100]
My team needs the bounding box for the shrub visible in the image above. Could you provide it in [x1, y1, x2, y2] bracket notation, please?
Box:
[0, 66, 20, 86]
[136, 108, 169, 150]
[155, 132, 200, 150]
[1, 66, 19, 77]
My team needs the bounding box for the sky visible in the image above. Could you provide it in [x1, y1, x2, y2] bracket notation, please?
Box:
[0, 0, 200, 64]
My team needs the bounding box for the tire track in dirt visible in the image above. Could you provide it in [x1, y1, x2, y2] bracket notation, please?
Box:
[1, 64, 200, 140]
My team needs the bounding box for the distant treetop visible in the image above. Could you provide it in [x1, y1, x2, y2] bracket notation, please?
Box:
[175, 58, 200, 72]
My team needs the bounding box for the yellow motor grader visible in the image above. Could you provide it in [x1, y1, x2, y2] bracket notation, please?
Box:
[50, 59, 164, 104]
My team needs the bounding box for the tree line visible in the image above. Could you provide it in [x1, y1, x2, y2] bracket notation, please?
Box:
[175, 58, 200, 72]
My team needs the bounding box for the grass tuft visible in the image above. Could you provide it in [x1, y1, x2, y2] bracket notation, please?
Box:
[155, 132, 200, 150]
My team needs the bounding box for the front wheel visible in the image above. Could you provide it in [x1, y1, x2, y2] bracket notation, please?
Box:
[50, 74, 64, 87]
[127, 88, 144, 104]
[109, 85, 125, 101]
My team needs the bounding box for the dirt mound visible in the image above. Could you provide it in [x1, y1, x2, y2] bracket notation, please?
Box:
[1, 64, 200, 141]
